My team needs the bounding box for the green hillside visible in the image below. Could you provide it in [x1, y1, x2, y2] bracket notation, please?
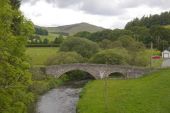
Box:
[43, 22, 105, 35]
[77, 69, 170, 113]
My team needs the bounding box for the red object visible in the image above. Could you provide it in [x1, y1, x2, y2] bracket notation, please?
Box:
[152, 56, 161, 59]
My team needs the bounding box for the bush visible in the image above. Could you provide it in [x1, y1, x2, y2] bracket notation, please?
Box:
[90, 48, 130, 65]
[60, 37, 99, 58]
[45, 52, 84, 65]
[133, 49, 162, 66]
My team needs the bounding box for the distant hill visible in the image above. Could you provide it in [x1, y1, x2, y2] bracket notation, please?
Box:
[41, 22, 105, 35]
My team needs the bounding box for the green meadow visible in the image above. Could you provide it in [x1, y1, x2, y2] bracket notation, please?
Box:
[77, 69, 170, 113]
[26, 47, 59, 65]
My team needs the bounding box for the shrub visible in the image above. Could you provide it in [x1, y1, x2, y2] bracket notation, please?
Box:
[45, 52, 84, 65]
[60, 37, 99, 58]
[90, 48, 130, 65]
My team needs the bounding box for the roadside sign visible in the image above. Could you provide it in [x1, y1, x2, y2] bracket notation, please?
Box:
[152, 56, 161, 60]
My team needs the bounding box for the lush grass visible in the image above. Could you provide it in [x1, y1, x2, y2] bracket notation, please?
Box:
[26, 47, 59, 65]
[77, 69, 170, 113]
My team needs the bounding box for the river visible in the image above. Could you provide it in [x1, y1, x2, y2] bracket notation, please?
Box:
[37, 80, 88, 113]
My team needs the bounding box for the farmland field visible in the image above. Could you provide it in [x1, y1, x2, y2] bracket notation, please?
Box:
[26, 47, 59, 65]
[77, 69, 170, 113]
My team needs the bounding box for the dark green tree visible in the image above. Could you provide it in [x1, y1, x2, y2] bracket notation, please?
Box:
[90, 48, 130, 65]
[54, 35, 64, 44]
[60, 37, 99, 58]
[43, 38, 49, 44]
[0, 0, 34, 112]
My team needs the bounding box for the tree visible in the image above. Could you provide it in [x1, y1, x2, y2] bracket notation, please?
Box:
[0, 0, 34, 112]
[118, 35, 145, 53]
[43, 38, 49, 44]
[60, 37, 99, 58]
[88, 29, 133, 42]
[45, 52, 84, 65]
[90, 48, 130, 65]
[133, 49, 161, 66]
[74, 31, 91, 38]
[54, 35, 64, 44]
[125, 11, 170, 29]
[128, 26, 151, 43]
[35, 27, 48, 35]
[99, 39, 115, 49]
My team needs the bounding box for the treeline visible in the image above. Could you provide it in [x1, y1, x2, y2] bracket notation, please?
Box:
[45, 35, 160, 67]
[75, 23, 170, 51]
[125, 11, 170, 28]
[27, 34, 64, 47]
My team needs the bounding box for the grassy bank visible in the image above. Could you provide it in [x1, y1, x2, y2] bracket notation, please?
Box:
[77, 69, 170, 113]
[27, 67, 64, 113]
[26, 47, 59, 65]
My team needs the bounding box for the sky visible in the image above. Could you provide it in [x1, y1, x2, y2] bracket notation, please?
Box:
[20, 0, 170, 29]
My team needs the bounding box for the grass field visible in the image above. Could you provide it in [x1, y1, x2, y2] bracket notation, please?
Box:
[77, 69, 170, 113]
[26, 47, 59, 65]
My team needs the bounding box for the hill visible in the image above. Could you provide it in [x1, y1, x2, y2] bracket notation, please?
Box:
[42, 22, 105, 35]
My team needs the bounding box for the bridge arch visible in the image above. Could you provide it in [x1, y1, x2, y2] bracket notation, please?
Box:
[108, 72, 126, 79]
[45, 63, 150, 79]
[57, 69, 96, 79]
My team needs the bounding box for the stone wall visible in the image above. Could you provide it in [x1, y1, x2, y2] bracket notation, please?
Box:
[44, 63, 152, 79]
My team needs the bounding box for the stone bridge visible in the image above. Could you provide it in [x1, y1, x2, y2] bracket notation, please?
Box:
[45, 63, 152, 79]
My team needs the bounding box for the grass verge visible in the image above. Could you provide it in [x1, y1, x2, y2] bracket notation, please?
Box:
[77, 69, 170, 113]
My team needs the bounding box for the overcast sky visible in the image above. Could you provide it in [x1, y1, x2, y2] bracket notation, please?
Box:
[20, 0, 170, 29]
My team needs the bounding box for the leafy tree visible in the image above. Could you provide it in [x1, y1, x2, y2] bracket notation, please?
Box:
[88, 29, 133, 42]
[74, 31, 91, 38]
[0, 0, 34, 113]
[54, 35, 64, 44]
[60, 37, 99, 58]
[133, 49, 161, 66]
[90, 48, 130, 65]
[125, 11, 170, 29]
[149, 25, 170, 50]
[43, 38, 49, 44]
[99, 39, 115, 49]
[118, 35, 145, 53]
[35, 27, 48, 35]
[45, 52, 84, 65]
[128, 26, 151, 43]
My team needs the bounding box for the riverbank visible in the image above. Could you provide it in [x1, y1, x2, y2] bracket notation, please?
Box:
[28, 67, 91, 113]
[77, 69, 170, 113]
[37, 80, 89, 113]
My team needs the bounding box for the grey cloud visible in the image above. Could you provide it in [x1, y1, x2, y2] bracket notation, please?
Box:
[120, 0, 170, 9]
[21, 0, 170, 16]
[45, 0, 126, 16]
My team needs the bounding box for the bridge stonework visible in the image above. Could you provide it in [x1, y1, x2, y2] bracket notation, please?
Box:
[45, 63, 152, 79]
